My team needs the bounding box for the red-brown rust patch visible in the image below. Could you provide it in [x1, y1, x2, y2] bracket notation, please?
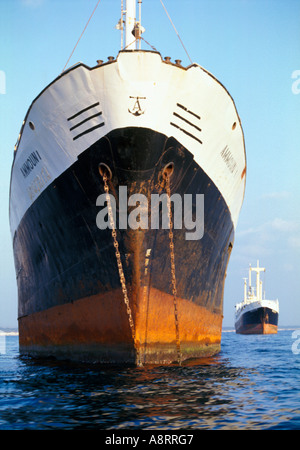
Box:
[241, 166, 246, 179]
[19, 288, 133, 347]
[19, 286, 222, 363]
[136, 286, 222, 346]
[237, 323, 278, 335]
[263, 323, 278, 334]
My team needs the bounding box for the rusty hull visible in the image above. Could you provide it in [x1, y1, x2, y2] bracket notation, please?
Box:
[236, 323, 278, 335]
[15, 128, 233, 364]
[19, 286, 222, 364]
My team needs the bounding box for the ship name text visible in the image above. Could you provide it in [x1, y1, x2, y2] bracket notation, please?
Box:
[220, 145, 238, 174]
[27, 166, 51, 201]
[20, 151, 42, 178]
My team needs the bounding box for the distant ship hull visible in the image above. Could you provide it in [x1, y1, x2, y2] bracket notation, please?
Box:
[10, 51, 246, 364]
[235, 304, 278, 335]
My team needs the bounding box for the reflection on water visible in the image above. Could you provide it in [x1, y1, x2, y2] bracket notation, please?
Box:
[0, 332, 299, 430]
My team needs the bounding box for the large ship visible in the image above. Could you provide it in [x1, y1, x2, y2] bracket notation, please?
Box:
[9, 1, 246, 364]
[235, 261, 279, 335]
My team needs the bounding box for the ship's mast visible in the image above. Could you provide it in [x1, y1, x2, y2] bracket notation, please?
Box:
[243, 278, 247, 302]
[250, 260, 265, 302]
[118, 0, 144, 50]
[138, 0, 142, 49]
[125, 0, 137, 49]
[248, 264, 252, 295]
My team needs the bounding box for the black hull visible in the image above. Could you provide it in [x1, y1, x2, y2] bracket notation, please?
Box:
[235, 307, 278, 335]
[13, 127, 234, 363]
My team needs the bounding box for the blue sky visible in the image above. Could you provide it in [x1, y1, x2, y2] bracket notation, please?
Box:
[0, 0, 299, 328]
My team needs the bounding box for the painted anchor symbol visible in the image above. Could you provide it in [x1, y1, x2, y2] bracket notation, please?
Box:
[128, 96, 146, 116]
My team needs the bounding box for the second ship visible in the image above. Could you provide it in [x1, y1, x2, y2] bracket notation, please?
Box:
[235, 261, 279, 335]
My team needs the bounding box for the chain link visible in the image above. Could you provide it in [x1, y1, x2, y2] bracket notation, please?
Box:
[101, 170, 181, 366]
[102, 173, 140, 364]
[165, 175, 182, 365]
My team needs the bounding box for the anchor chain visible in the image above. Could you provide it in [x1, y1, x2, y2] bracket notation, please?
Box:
[101, 173, 140, 364]
[101, 169, 181, 366]
[165, 174, 182, 365]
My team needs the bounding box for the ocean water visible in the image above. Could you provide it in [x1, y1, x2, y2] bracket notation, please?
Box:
[0, 329, 299, 431]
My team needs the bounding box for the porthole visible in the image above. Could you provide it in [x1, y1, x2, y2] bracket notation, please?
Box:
[29, 121, 35, 130]
[232, 122, 237, 130]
